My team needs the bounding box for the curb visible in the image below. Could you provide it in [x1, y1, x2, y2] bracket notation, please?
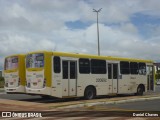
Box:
[55, 96, 160, 109]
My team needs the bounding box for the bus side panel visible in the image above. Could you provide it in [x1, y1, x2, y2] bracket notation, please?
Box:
[45, 53, 52, 88]
[51, 74, 62, 98]
[128, 75, 138, 93]
[77, 74, 91, 97]
[139, 75, 147, 92]
[93, 74, 109, 95]
[118, 75, 147, 94]
[77, 74, 109, 97]
[129, 75, 147, 93]
[118, 75, 130, 94]
[51, 56, 62, 98]
[19, 55, 26, 87]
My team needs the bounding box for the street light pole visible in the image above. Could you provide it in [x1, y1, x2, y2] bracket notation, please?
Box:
[93, 8, 102, 56]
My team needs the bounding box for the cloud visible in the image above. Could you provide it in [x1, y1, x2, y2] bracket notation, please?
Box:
[50, 23, 160, 61]
[0, 0, 160, 69]
[0, 33, 55, 55]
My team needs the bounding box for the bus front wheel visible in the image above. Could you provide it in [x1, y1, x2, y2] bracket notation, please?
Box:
[84, 87, 96, 100]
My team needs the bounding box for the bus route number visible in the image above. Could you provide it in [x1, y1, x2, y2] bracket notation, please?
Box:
[96, 78, 107, 82]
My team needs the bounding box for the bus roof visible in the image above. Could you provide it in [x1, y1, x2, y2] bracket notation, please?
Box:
[5, 54, 25, 58]
[26, 50, 153, 63]
[53, 52, 153, 63]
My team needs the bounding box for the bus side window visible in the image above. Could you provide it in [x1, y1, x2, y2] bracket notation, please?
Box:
[108, 64, 112, 79]
[139, 62, 146, 75]
[120, 61, 130, 74]
[63, 61, 68, 79]
[79, 58, 90, 74]
[91, 59, 106, 74]
[53, 56, 61, 73]
[130, 62, 138, 74]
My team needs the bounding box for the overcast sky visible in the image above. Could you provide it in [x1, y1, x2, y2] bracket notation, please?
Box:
[0, 0, 160, 70]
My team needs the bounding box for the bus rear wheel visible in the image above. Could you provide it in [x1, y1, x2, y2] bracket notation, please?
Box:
[136, 86, 144, 96]
[84, 87, 96, 100]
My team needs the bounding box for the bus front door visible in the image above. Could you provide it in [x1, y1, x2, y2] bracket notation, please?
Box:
[108, 63, 118, 94]
[62, 61, 77, 97]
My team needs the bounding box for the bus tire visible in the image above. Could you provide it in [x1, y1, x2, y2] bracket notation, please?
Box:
[136, 85, 144, 96]
[84, 86, 96, 100]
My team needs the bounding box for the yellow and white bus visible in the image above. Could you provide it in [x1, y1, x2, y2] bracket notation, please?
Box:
[4, 54, 26, 94]
[25, 51, 155, 99]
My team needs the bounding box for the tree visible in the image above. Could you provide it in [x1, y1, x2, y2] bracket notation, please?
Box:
[155, 70, 160, 79]
[0, 77, 4, 88]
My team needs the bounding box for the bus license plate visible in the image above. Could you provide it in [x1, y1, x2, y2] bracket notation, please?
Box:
[33, 82, 37, 86]
[10, 82, 13, 85]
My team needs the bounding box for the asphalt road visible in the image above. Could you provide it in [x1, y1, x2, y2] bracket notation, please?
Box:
[92, 99, 160, 111]
[0, 93, 41, 100]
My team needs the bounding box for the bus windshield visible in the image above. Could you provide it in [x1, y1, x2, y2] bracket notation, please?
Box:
[5, 56, 18, 70]
[26, 53, 44, 68]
